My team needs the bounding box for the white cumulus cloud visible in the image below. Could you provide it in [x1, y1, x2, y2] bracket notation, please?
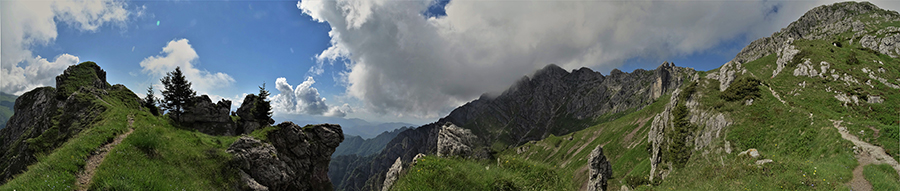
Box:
[297, 0, 900, 119]
[139, 39, 236, 96]
[1, 0, 130, 95]
[271, 77, 348, 117]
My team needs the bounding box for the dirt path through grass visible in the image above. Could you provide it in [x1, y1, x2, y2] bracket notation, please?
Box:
[75, 114, 135, 191]
[831, 120, 900, 190]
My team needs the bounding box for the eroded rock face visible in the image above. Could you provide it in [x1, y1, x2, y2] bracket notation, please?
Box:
[173, 95, 235, 136]
[437, 123, 477, 157]
[860, 27, 900, 58]
[381, 157, 403, 191]
[648, 89, 678, 181]
[587, 145, 612, 191]
[228, 122, 343, 191]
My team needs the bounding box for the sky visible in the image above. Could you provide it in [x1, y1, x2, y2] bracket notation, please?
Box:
[2, 0, 900, 125]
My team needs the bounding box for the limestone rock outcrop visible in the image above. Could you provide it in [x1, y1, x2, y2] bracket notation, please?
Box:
[228, 122, 343, 191]
[172, 95, 235, 136]
[588, 145, 612, 191]
[381, 157, 403, 191]
[711, 1, 895, 89]
[437, 123, 477, 157]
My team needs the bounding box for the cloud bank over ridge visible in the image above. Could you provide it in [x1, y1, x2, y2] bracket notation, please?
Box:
[299, 0, 900, 119]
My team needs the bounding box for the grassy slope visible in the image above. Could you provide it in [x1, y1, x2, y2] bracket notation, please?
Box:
[0, 86, 241, 190]
[393, 94, 670, 190]
[395, 11, 900, 191]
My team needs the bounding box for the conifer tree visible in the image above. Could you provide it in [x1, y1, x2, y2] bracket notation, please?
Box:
[144, 86, 160, 116]
[255, 83, 273, 125]
[161, 67, 196, 114]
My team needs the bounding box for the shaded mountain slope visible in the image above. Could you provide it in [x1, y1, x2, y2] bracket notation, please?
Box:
[336, 63, 693, 190]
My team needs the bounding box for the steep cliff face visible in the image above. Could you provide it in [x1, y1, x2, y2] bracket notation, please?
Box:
[336, 62, 693, 190]
[228, 122, 343, 191]
[0, 61, 140, 183]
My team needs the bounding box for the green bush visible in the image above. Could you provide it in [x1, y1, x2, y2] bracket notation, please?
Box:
[788, 50, 812, 68]
[624, 175, 650, 189]
[847, 51, 860, 65]
[720, 77, 761, 102]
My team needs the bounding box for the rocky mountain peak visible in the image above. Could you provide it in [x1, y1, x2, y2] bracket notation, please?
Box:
[55, 61, 109, 98]
[712, 1, 900, 90]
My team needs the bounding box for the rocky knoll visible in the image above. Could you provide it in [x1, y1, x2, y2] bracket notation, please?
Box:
[335, 62, 692, 190]
[228, 122, 343, 191]
[0, 62, 141, 183]
[172, 95, 235, 135]
[235, 94, 274, 135]
[172, 94, 274, 136]
[709, 1, 899, 90]
[436, 123, 478, 157]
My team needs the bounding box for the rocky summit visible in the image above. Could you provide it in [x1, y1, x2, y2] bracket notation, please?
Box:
[0, 62, 137, 183]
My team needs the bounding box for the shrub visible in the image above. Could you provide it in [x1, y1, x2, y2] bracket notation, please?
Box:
[788, 50, 812, 68]
[624, 175, 651, 189]
[847, 51, 860, 65]
[720, 77, 761, 102]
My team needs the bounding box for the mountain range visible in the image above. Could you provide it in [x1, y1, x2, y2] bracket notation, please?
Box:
[0, 1, 898, 191]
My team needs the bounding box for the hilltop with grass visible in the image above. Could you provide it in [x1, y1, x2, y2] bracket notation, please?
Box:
[0, 62, 344, 190]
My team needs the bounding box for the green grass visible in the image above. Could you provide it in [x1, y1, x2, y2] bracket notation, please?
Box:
[393, 94, 671, 190]
[0, 86, 138, 190]
[864, 164, 900, 190]
[89, 112, 239, 190]
[0, 83, 240, 190]
[55, 62, 107, 100]
[392, 156, 567, 191]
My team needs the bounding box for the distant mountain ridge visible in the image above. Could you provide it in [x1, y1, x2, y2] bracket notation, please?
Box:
[333, 127, 411, 157]
[334, 63, 693, 190]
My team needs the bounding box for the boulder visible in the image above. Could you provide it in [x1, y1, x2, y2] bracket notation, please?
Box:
[738, 148, 760, 158]
[755, 159, 774, 165]
[235, 94, 274, 135]
[382, 157, 403, 191]
[173, 95, 235, 136]
[437, 123, 477, 157]
[412, 153, 426, 166]
[588, 145, 612, 191]
[227, 122, 343, 190]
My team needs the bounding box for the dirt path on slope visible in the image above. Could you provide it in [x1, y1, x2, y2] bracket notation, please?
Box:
[75, 114, 135, 191]
[831, 120, 900, 191]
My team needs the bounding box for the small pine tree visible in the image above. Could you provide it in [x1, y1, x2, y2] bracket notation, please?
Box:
[161, 67, 196, 114]
[144, 86, 157, 106]
[144, 86, 160, 116]
[255, 83, 273, 125]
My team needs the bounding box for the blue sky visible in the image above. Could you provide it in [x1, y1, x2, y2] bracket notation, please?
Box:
[3, 0, 899, 125]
